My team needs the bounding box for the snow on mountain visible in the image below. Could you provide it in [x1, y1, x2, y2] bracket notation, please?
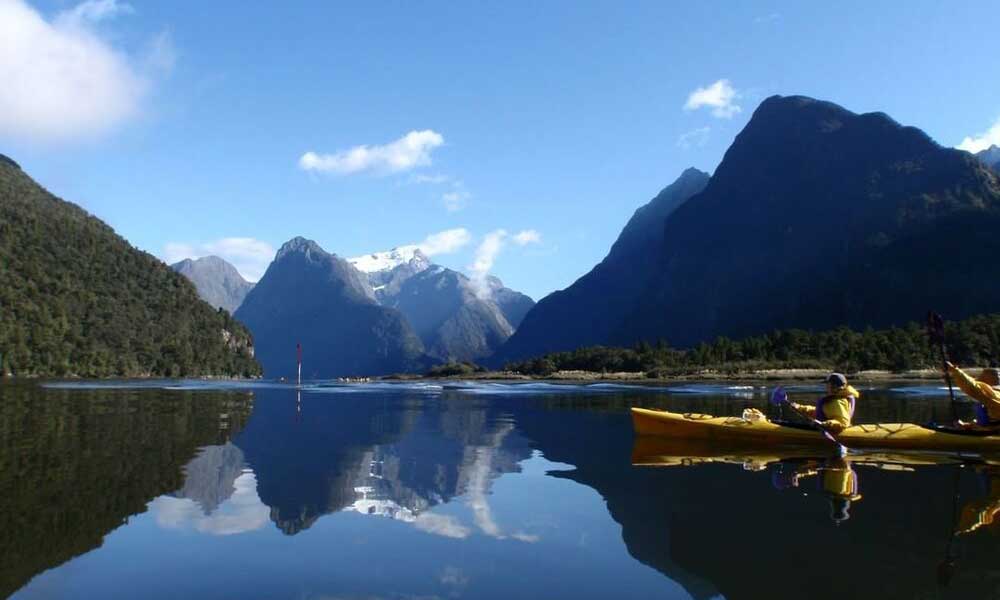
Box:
[348, 246, 428, 273]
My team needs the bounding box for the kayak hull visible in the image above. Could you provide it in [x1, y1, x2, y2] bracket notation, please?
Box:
[631, 407, 1000, 453]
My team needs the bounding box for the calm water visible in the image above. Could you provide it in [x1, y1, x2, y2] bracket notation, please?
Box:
[3, 379, 1000, 599]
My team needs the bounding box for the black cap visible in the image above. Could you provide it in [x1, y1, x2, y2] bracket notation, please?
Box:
[825, 373, 847, 388]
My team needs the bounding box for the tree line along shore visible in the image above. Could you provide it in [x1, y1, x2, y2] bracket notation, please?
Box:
[413, 312, 1000, 382]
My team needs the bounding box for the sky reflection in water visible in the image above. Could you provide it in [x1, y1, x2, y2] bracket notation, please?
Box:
[4, 380, 999, 599]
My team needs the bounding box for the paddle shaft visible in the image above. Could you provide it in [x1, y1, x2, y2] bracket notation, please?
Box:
[928, 312, 959, 424]
[937, 340, 959, 423]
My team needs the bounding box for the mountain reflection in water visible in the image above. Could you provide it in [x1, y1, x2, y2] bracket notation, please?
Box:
[3, 380, 1000, 599]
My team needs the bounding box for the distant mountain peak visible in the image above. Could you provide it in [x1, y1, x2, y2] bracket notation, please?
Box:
[171, 255, 254, 314]
[276, 236, 326, 259]
[978, 145, 1000, 171]
[348, 246, 430, 274]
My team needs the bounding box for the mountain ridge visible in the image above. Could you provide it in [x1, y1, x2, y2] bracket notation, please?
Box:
[492, 167, 710, 364]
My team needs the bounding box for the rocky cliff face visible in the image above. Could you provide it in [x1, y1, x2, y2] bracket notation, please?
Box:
[388, 266, 516, 362]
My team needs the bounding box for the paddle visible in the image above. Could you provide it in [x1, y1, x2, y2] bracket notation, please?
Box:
[770, 386, 848, 456]
[926, 311, 959, 424]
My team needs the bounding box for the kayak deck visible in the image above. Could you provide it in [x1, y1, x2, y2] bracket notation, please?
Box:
[631, 407, 1000, 452]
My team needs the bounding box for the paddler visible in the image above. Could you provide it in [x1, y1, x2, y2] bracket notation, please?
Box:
[945, 362, 1000, 426]
[789, 373, 860, 434]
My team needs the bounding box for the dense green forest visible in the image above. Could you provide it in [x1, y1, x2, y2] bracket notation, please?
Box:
[0, 156, 261, 378]
[503, 313, 1000, 376]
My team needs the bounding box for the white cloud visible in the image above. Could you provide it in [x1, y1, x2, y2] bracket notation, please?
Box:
[957, 117, 1000, 154]
[512, 230, 541, 245]
[677, 126, 711, 149]
[468, 229, 540, 298]
[163, 237, 276, 282]
[684, 79, 742, 119]
[299, 130, 444, 175]
[418, 228, 472, 256]
[0, 0, 163, 143]
[443, 189, 470, 212]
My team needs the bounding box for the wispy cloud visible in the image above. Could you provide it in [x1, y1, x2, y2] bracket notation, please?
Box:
[163, 237, 276, 282]
[56, 0, 133, 27]
[957, 117, 1000, 154]
[299, 130, 444, 175]
[410, 173, 451, 185]
[443, 188, 470, 212]
[469, 229, 541, 297]
[677, 126, 711, 149]
[417, 228, 472, 256]
[684, 79, 741, 119]
[753, 13, 781, 24]
[0, 0, 167, 143]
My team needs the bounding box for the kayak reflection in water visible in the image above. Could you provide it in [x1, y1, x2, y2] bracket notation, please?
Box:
[946, 362, 1000, 428]
[772, 456, 862, 524]
[957, 465, 1000, 535]
[787, 373, 860, 434]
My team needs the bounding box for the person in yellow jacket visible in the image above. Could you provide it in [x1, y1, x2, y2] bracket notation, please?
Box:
[789, 373, 860, 433]
[946, 362, 1000, 425]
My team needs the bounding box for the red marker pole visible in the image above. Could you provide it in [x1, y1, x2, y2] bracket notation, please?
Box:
[296, 343, 302, 388]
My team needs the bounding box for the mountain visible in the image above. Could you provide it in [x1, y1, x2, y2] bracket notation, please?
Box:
[978, 144, 1000, 172]
[0, 155, 260, 378]
[234, 237, 425, 378]
[171, 255, 255, 314]
[349, 247, 535, 363]
[620, 95, 1000, 347]
[388, 266, 516, 362]
[493, 167, 710, 363]
[349, 246, 432, 301]
[486, 275, 534, 329]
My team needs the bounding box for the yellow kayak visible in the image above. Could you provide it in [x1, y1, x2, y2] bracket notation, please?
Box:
[631, 407, 1000, 452]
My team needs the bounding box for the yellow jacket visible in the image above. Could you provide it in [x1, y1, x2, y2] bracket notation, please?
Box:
[948, 365, 1000, 421]
[792, 385, 860, 433]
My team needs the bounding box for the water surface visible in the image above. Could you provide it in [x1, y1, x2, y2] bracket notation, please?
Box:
[3, 380, 999, 599]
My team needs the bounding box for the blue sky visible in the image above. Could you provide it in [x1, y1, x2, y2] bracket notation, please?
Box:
[3, 0, 1000, 300]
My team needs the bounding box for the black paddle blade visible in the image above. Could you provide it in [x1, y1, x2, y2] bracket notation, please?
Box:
[927, 311, 946, 345]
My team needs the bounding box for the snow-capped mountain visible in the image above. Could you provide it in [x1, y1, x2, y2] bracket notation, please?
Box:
[348, 245, 535, 363]
[348, 245, 429, 274]
[349, 247, 431, 301]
